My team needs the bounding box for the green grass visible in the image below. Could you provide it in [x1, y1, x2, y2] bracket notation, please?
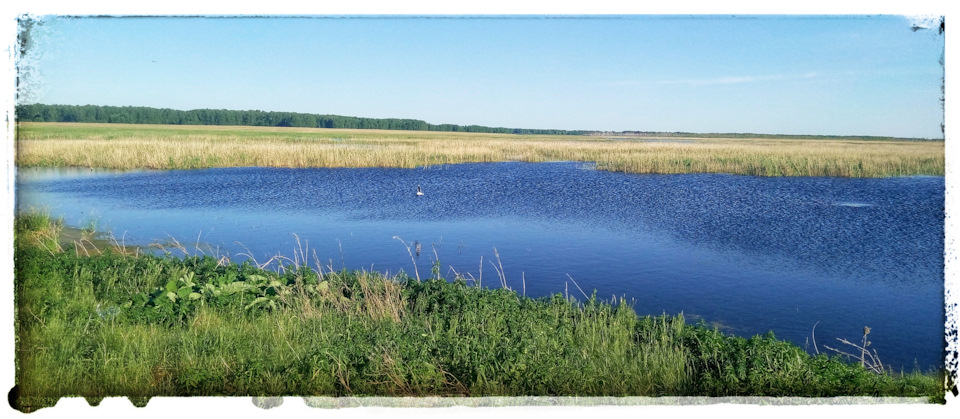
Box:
[12, 213, 948, 412]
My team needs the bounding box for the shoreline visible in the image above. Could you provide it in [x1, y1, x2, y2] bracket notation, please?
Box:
[11, 212, 950, 410]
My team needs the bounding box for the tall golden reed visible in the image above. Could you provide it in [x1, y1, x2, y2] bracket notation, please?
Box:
[15, 122, 944, 177]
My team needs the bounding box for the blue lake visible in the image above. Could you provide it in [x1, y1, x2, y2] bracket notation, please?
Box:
[15, 162, 945, 371]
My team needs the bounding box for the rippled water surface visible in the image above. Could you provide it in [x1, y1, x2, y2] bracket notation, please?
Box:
[16, 162, 945, 370]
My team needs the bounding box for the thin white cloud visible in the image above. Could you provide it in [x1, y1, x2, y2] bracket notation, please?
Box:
[655, 72, 820, 87]
[605, 72, 823, 88]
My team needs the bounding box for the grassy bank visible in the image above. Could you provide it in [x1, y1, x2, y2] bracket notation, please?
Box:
[15, 122, 944, 177]
[12, 213, 946, 411]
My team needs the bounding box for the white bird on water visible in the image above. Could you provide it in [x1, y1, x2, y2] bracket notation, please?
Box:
[416, 185, 424, 196]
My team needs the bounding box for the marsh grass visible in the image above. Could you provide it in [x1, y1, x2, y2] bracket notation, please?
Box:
[11, 213, 947, 412]
[15, 122, 944, 177]
[13, 208, 64, 254]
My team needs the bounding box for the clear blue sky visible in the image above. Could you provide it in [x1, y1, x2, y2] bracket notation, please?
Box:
[20, 15, 945, 138]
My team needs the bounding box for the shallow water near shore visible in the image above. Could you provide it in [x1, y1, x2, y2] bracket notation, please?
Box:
[15, 162, 945, 371]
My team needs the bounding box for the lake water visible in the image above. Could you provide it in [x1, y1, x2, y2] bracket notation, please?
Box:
[15, 162, 945, 371]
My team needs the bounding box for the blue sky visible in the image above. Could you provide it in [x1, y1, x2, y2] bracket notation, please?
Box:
[20, 14, 945, 138]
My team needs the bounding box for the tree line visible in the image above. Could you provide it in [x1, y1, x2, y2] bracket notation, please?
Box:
[16, 103, 930, 141]
[15, 103, 586, 135]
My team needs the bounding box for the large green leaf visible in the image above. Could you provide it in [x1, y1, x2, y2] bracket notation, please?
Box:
[179, 272, 196, 287]
[244, 296, 270, 311]
[177, 286, 193, 298]
[221, 281, 252, 296]
[131, 293, 149, 306]
[246, 274, 268, 284]
[203, 283, 220, 297]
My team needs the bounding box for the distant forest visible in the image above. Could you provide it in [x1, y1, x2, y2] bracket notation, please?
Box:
[15, 103, 933, 141]
[15, 103, 586, 135]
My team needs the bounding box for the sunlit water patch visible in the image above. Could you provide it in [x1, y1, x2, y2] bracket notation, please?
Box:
[834, 202, 874, 208]
[15, 163, 945, 371]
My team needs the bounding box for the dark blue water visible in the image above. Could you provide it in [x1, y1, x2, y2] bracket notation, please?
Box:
[16, 162, 945, 371]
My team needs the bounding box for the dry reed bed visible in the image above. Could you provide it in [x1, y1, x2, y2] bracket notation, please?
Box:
[15, 122, 944, 177]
